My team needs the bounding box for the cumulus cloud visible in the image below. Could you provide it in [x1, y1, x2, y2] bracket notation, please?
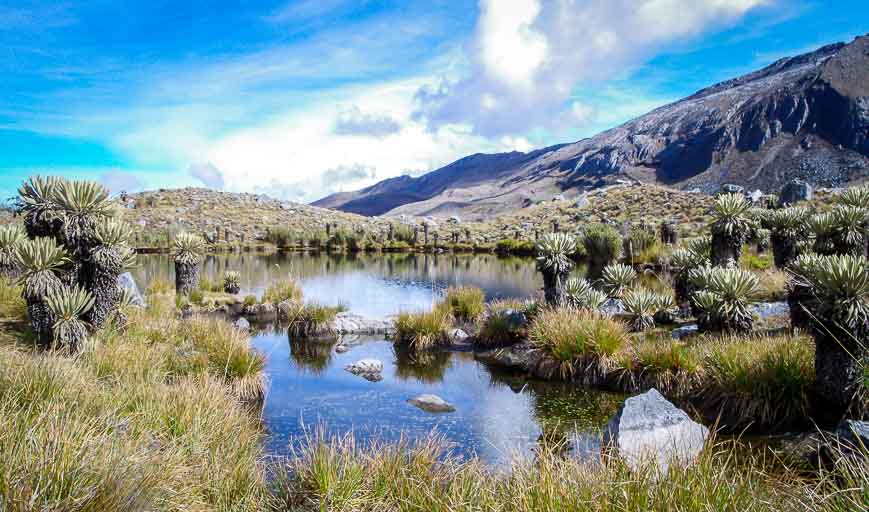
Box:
[206, 78, 532, 203]
[99, 170, 143, 194]
[415, 0, 769, 136]
[333, 106, 402, 138]
[188, 162, 225, 189]
[321, 164, 377, 186]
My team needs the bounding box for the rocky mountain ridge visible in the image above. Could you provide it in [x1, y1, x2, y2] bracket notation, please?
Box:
[314, 34, 869, 220]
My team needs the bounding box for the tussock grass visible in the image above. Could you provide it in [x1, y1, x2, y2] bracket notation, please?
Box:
[476, 299, 530, 347]
[0, 276, 26, 321]
[529, 309, 627, 379]
[443, 286, 485, 322]
[286, 301, 347, 337]
[696, 334, 814, 429]
[273, 431, 825, 512]
[90, 305, 267, 401]
[262, 276, 304, 304]
[0, 321, 268, 510]
[394, 304, 453, 351]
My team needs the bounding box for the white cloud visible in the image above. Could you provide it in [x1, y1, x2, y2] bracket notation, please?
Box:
[99, 170, 144, 194]
[333, 106, 402, 138]
[189, 162, 225, 189]
[415, 0, 770, 136]
[205, 78, 530, 202]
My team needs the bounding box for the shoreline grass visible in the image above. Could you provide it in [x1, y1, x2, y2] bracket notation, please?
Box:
[0, 278, 269, 510]
[271, 430, 867, 512]
[394, 304, 453, 351]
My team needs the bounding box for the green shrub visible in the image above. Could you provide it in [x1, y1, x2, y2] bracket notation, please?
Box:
[495, 238, 535, 255]
[444, 286, 485, 322]
[582, 224, 622, 267]
[243, 294, 257, 307]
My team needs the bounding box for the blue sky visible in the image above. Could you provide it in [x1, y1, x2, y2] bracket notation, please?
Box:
[0, 0, 866, 202]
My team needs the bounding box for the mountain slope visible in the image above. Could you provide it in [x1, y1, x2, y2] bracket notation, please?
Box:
[315, 34, 869, 220]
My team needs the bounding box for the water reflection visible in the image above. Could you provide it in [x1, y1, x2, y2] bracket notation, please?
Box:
[253, 329, 626, 466]
[135, 252, 544, 317]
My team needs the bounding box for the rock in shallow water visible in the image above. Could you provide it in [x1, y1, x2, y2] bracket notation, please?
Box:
[232, 317, 250, 332]
[408, 394, 455, 413]
[344, 359, 383, 382]
[603, 388, 708, 472]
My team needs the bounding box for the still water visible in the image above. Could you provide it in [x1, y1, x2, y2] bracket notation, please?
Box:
[134, 252, 628, 465]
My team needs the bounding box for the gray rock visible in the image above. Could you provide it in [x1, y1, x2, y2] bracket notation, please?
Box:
[332, 312, 394, 335]
[780, 179, 813, 205]
[600, 298, 626, 316]
[720, 183, 745, 195]
[408, 394, 455, 413]
[603, 389, 709, 472]
[671, 324, 699, 339]
[500, 309, 528, 331]
[344, 359, 383, 382]
[476, 342, 542, 373]
[335, 344, 350, 354]
[751, 301, 789, 319]
[836, 420, 869, 455]
[449, 328, 469, 341]
[232, 317, 250, 332]
[244, 302, 276, 320]
[117, 272, 146, 307]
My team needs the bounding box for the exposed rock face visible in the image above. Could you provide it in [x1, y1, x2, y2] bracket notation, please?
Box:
[316, 35, 869, 220]
[407, 394, 456, 413]
[344, 359, 384, 382]
[780, 179, 814, 205]
[603, 389, 709, 472]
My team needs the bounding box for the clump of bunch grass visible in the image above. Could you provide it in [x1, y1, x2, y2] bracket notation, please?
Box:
[274, 431, 829, 512]
[262, 276, 303, 304]
[476, 299, 533, 347]
[0, 286, 269, 509]
[600, 263, 636, 299]
[696, 334, 815, 429]
[285, 301, 346, 338]
[443, 286, 485, 322]
[529, 308, 627, 380]
[394, 304, 453, 351]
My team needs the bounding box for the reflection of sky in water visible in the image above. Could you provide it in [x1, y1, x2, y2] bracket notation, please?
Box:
[134, 253, 626, 467]
[134, 253, 544, 317]
[254, 331, 622, 467]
